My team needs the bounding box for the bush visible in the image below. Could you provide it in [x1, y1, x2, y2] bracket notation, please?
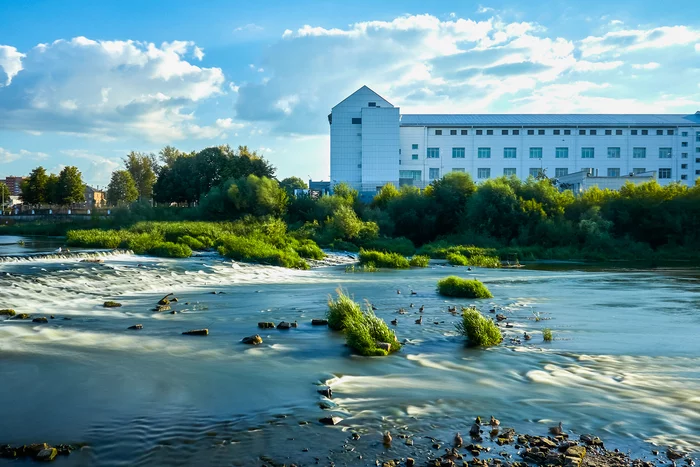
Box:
[216, 234, 308, 269]
[177, 235, 206, 250]
[456, 308, 503, 346]
[150, 242, 192, 258]
[358, 249, 410, 269]
[446, 252, 469, 266]
[345, 310, 401, 356]
[543, 328, 553, 341]
[294, 240, 325, 260]
[329, 240, 360, 252]
[409, 255, 430, 267]
[363, 237, 416, 256]
[437, 276, 493, 298]
[326, 288, 363, 331]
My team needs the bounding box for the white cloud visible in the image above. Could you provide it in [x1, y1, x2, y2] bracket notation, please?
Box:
[0, 37, 225, 141]
[609, 20, 623, 26]
[580, 25, 700, 57]
[477, 6, 495, 13]
[234, 23, 264, 33]
[574, 60, 624, 72]
[193, 46, 204, 61]
[0, 45, 25, 85]
[60, 149, 120, 186]
[0, 147, 49, 163]
[695, 43, 700, 52]
[228, 82, 240, 93]
[215, 118, 244, 130]
[632, 62, 660, 70]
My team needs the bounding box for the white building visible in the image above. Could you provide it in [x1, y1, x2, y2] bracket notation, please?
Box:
[329, 86, 700, 197]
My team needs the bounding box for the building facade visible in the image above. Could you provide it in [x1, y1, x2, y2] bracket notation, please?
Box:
[329, 86, 700, 196]
[3, 176, 25, 196]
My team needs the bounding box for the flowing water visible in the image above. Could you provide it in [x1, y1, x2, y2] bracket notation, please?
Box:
[0, 235, 699, 466]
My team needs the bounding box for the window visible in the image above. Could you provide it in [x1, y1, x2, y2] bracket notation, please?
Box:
[607, 147, 621, 158]
[427, 148, 440, 158]
[642, 129, 648, 135]
[555, 147, 569, 158]
[697, 170, 700, 175]
[607, 168, 620, 177]
[368, 102, 376, 107]
[502, 129, 509, 135]
[538, 129, 545, 135]
[527, 129, 535, 135]
[461, 130, 468, 135]
[579, 129, 586, 135]
[476, 129, 483, 135]
[697, 132, 700, 142]
[681, 175, 688, 180]
[553, 129, 561, 135]
[581, 147, 595, 159]
[681, 164, 688, 169]
[681, 132, 688, 137]
[658, 168, 672, 179]
[529, 168, 542, 177]
[357, 164, 362, 168]
[477, 147, 491, 159]
[659, 148, 672, 158]
[399, 149, 401, 155]
[564, 129, 571, 135]
[633, 168, 646, 174]
[633, 147, 646, 158]
[429, 168, 440, 179]
[452, 168, 465, 173]
[513, 129, 520, 135]
[697, 147, 700, 153]
[682, 153, 688, 158]
[435, 129, 442, 135]
[616, 130, 623, 135]
[504, 147, 517, 159]
[412, 154, 419, 160]
[452, 147, 465, 158]
[486, 129, 493, 135]
[400, 170, 422, 180]
[590, 129, 597, 135]
[605, 130, 612, 135]
[351, 117, 362, 124]
[503, 168, 517, 176]
[477, 168, 491, 179]
[450, 129, 457, 135]
[667, 130, 674, 135]
[656, 130, 663, 136]
[412, 144, 419, 150]
[682, 142, 688, 147]
[555, 168, 568, 177]
[631, 130, 638, 135]
[529, 147, 543, 159]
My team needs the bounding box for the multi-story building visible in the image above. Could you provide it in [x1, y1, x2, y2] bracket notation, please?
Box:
[3, 176, 25, 196]
[329, 86, 700, 196]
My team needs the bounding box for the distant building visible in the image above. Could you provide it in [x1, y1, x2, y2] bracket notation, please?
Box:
[3, 176, 25, 196]
[556, 169, 657, 194]
[84, 186, 106, 207]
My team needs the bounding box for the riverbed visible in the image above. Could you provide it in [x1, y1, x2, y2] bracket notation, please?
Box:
[0, 236, 698, 466]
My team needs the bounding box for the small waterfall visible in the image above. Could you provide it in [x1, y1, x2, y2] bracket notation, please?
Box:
[0, 249, 134, 263]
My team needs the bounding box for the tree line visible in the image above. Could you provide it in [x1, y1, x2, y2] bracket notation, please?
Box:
[19, 166, 85, 206]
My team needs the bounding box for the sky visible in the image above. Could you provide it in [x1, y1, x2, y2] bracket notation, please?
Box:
[1, 0, 699, 188]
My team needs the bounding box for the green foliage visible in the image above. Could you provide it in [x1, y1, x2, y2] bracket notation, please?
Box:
[0, 183, 10, 208]
[216, 234, 308, 269]
[280, 176, 308, 195]
[20, 167, 49, 205]
[56, 166, 85, 205]
[543, 328, 553, 342]
[124, 151, 158, 201]
[326, 288, 364, 331]
[227, 174, 288, 217]
[358, 249, 410, 269]
[150, 242, 192, 258]
[345, 264, 378, 273]
[437, 276, 493, 298]
[322, 204, 379, 244]
[294, 240, 325, 260]
[177, 235, 207, 250]
[446, 252, 469, 266]
[456, 308, 503, 346]
[363, 236, 416, 256]
[409, 254, 430, 267]
[107, 170, 139, 206]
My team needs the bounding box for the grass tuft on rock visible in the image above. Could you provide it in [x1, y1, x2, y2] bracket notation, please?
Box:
[543, 328, 553, 342]
[326, 288, 363, 331]
[456, 308, 502, 347]
[437, 276, 493, 298]
[409, 255, 430, 268]
[358, 249, 410, 269]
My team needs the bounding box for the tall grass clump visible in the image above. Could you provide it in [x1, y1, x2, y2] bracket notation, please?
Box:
[409, 255, 430, 267]
[542, 328, 553, 342]
[437, 276, 493, 298]
[326, 288, 364, 330]
[358, 249, 410, 269]
[177, 235, 206, 250]
[345, 310, 401, 356]
[216, 234, 308, 269]
[446, 252, 469, 266]
[150, 242, 192, 258]
[294, 240, 325, 260]
[456, 308, 502, 347]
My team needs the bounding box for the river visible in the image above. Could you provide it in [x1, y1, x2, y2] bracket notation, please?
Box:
[0, 235, 698, 466]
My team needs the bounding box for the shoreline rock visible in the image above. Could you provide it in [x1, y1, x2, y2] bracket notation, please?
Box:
[182, 329, 208, 336]
[242, 334, 263, 345]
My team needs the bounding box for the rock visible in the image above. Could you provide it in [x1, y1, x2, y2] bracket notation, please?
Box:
[319, 400, 336, 410]
[13, 313, 31, 320]
[50, 315, 55, 319]
[532, 436, 557, 450]
[382, 461, 396, 467]
[311, 319, 328, 326]
[32, 317, 48, 323]
[290, 321, 298, 328]
[566, 446, 586, 459]
[103, 301, 122, 308]
[317, 387, 332, 398]
[580, 435, 603, 447]
[258, 322, 276, 329]
[158, 293, 173, 306]
[319, 416, 342, 425]
[128, 324, 143, 330]
[241, 334, 263, 345]
[277, 321, 291, 330]
[182, 329, 209, 336]
[405, 439, 414, 446]
[0, 309, 16, 317]
[496, 314, 507, 321]
[352, 433, 360, 440]
[36, 448, 57, 462]
[24, 443, 49, 457]
[153, 304, 171, 312]
[564, 456, 583, 467]
[407, 458, 415, 467]
[375, 342, 392, 352]
[667, 449, 686, 461]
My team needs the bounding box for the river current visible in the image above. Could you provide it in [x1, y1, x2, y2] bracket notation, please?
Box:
[0, 235, 698, 466]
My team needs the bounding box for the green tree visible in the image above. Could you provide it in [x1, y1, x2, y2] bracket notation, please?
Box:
[107, 170, 139, 206]
[56, 166, 85, 206]
[280, 177, 308, 195]
[19, 166, 49, 206]
[227, 175, 288, 217]
[0, 182, 10, 209]
[428, 172, 477, 235]
[159, 146, 183, 169]
[124, 151, 158, 201]
[45, 174, 60, 205]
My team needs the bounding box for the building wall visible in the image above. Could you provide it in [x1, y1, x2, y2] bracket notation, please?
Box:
[3, 176, 25, 196]
[361, 107, 400, 193]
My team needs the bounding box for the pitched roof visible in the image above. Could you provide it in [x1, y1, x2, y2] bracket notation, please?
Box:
[332, 85, 393, 109]
[399, 113, 700, 127]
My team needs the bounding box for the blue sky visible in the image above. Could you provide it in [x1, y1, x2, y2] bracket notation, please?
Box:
[1, 0, 699, 187]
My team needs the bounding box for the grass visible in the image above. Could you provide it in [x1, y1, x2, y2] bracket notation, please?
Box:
[456, 308, 503, 347]
[409, 254, 430, 267]
[358, 249, 410, 269]
[345, 264, 378, 273]
[420, 242, 501, 268]
[150, 242, 192, 258]
[326, 288, 364, 330]
[437, 276, 493, 298]
[446, 252, 469, 266]
[543, 328, 553, 341]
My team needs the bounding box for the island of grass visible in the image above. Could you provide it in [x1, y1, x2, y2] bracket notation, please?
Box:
[358, 249, 410, 269]
[409, 255, 430, 267]
[456, 308, 503, 346]
[437, 276, 493, 298]
[326, 289, 400, 356]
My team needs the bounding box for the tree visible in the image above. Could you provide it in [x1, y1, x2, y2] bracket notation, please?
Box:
[124, 151, 158, 201]
[159, 146, 183, 169]
[227, 175, 288, 217]
[107, 170, 139, 206]
[280, 177, 308, 195]
[56, 166, 85, 206]
[19, 166, 49, 206]
[45, 174, 60, 205]
[0, 182, 10, 209]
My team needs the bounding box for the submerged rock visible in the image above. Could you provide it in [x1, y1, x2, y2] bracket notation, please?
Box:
[258, 322, 275, 329]
[153, 304, 171, 312]
[103, 301, 122, 308]
[311, 319, 328, 326]
[32, 317, 48, 323]
[242, 334, 263, 345]
[36, 448, 57, 462]
[319, 416, 342, 425]
[182, 329, 208, 336]
[128, 324, 143, 330]
[12, 313, 31, 320]
[0, 309, 16, 317]
[277, 321, 291, 330]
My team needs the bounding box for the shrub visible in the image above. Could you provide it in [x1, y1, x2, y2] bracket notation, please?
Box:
[329, 240, 360, 252]
[363, 237, 416, 256]
[216, 234, 308, 269]
[327, 288, 364, 330]
[345, 310, 401, 356]
[447, 252, 469, 266]
[358, 249, 410, 269]
[409, 255, 430, 267]
[543, 328, 553, 342]
[437, 276, 493, 298]
[177, 235, 206, 250]
[150, 242, 192, 258]
[294, 240, 325, 260]
[456, 308, 502, 347]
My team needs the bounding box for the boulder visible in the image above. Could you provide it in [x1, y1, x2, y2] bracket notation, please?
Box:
[406, 458, 415, 467]
[277, 321, 291, 330]
[258, 322, 275, 329]
[579, 434, 603, 447]
[128, 324, 143, 330]
[36, 448, 57, 462]
[241, 334, 263, 345]
[311, 319, 328, 326]
[182, 329, 208, 336]
[317, 387, 332, 398]
[566, 446, 586, 460]
[0, 309, 16, 317]
[532, 436, 557, 450]
[103, 301, 122, 308]
[32, 317, 49, 323]
[496, 314, 507, 322]
[158, 293, 173, 306]
[23, 443, 49, 457]
[375, 342, 392, 352]
[153, 304, 171, 312]
[13, 313, 31, 320]
[319, 416, 343, 425]
[666, 449, 686, 461]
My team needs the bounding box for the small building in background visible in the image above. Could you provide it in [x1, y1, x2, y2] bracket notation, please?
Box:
[3, 176, 25, 196]
[84, 185, 106, 207]
[308, 180, 331, 197]
[555, 169, 657, 194]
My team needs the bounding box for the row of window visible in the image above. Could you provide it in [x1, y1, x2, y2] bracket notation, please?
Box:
[400, 167, 677, 181]
[420, 147, 679, 159]
[431, 128, 687, 136]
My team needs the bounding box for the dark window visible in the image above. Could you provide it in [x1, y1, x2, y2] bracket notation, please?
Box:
[502, 129, 509, 135]
[450, 129, 457, 135]
[682, 164, 688, 169]
[667, 129, 674, 135]
[553, 129, 560, 135]
[476, 130, 483, 135]
[461, 129, 468, 135]
[616, 130, 623, 135]
[642, 129, 648, 135]
[579, 129, 586, 135]
[564, 129, 571, 135]
[527, 129, 534, 135]
[656, 129, 663, 135]
[590, 129, 597, 135]
[351, 117, 361, 124]
[435, 129, 442, 135]
[487, 130, 493, 135]
[605, 130, 612, 135]
[538, 129, 545, 135]
[412, 144, 419, 150]
[513, 129, 519, 135]
[631, 129, 638, 135]
[682, 175, 688, 180]
[368, 102, 376, 107]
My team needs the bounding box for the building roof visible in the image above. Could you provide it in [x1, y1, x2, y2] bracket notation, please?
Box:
[399, 112, 700, 127]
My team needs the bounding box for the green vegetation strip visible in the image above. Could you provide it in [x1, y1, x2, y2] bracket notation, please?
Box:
[437, 276, 493, 298]
[456, 308, 503, 347]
